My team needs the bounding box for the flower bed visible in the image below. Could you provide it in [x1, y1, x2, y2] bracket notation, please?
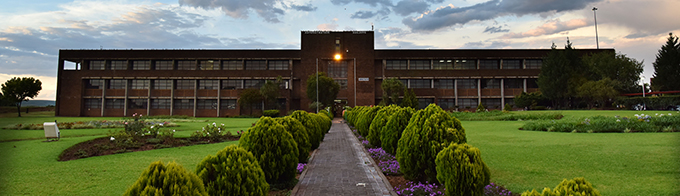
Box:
[521, 112, 680, 133]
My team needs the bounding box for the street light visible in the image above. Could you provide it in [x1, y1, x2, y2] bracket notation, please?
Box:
[592, 7, 599, 49]
[641, 76, 646, 110]
[316, 58, 319, 113]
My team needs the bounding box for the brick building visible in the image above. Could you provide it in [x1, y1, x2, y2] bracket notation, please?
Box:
[55, 31, 612, 117]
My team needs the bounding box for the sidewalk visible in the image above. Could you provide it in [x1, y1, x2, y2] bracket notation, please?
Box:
[291, 118, 396, 196]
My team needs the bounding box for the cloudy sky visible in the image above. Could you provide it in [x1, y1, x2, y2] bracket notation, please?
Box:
[1, 0, 678, 100]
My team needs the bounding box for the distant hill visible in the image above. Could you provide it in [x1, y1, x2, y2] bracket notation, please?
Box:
[22, 100, 56, 107]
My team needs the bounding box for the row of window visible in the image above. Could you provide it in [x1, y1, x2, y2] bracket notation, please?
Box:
[385, 59, 542, 70]
[86, 79, 287, 90]
[405, 98, 511, 110]
[84, 99, 237, 110]
[397, 79, 537, 89]
[88, 60, 289, 71]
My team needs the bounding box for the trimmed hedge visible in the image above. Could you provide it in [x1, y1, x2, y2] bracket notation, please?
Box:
[356, 106, 382, 136]
[195, 145, 269, 196]
[124, 161, 208, 196]
[239, 117, 299, 184]
[435, 143, 490, 196]
[367, 105, 400, 147]
[380, 106, 415, 155]
[274, 116, 312, 163]
[290, 110, 323, 150]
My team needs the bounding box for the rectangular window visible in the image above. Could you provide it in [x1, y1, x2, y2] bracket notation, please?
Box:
[109, 60, 127, 70]
[268, 60, 288, 70]
[105, 99, 124, 109]
[328, 61, 348, 78]
[527, 78, 538, 88]
[434, 79, 454, 89]
[90, 60, 106, 70]
[128, 99, 147, 109]
[454, 59, 477, 69]
[506, 98, 515, 107]
[197, 99, 217, 109]
[151, 99, 170, 109]
[481, 79, 501, 89]
[132, 60, 150, 70]
[223, 60, 243, 70]
[482, 98, 502, 108]
[504, 79, 523, 89]
[199, 60, 218, 70]
[175, 80, 195, 89]
[418, 98, 434, 109]
[409, 60, 431, 70]
[438, 98, 455, 110]
[131, 80, 149, 90]
[177, 60, 196, 70]
[220, 99, 237, 109]
[457, 79, 477, 89]
[108, 79, 126, 89]
[86, 79, 104, 89]
[479, 60, 499, 69]
[335, 79, 348, 90]
[400, 79, 409, 87]
[222, 80, 243, 89]
[525, 59, 542, 69]
[155, 61, 173, 70]
[173, 99, 194, 109]
[386, 60, 407, 70]
[502, 59, 521, 69]
[459, 98, 478, 108]
[244, 79, 265, 89]
[198, 80, 219, 90]
[245, 60, 267, 70]
[410, 79, 431, 89]
[84, 98, 102, 109]
[153, 80, 172, 90]
[434, 59, 453, 70]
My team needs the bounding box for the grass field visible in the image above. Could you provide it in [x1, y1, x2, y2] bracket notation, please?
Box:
[0, 110, 678, 195]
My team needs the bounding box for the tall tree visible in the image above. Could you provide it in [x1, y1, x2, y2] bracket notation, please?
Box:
[238, 88, 262, 115]
[577, 78, 619, 109]
[401, 88, 418, 109]
[380, 78, 404, 106]
[1, 77, 42, 117]
[582, 51, 644, 93]
[538, 39, 587, 108]
[652, 33, 680, 91]
[306, 72, 340, 110]
[260, 76, 283, 110]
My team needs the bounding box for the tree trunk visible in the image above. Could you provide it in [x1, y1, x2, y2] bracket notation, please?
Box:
[16, 103, 22, 117]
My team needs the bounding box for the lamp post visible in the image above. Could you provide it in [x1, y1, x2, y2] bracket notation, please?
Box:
[316, 58, 319, 113]
[641, 76, 646, 110]
[592, 7, 599, 49]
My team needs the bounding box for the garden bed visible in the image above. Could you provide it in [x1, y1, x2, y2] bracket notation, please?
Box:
[521, 112, 680, 133]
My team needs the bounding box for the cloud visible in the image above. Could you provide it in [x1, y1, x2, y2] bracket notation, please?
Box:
[403, 0, 602, 32]
[593, 0, 680, 40]
[290, 3, 317, 11]
[178, 0, 286, 23]
[393, 0, 429, 16]
[330, 0, 393, 7]
[350, 11, 377, 19]
[502, 18, 590, 38]
[317, 19, 339, 31]
[483, 26, 509, 34]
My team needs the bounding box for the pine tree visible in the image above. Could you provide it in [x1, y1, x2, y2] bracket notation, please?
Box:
[652, 33, 680, 91]
[401, 88, 418, 109]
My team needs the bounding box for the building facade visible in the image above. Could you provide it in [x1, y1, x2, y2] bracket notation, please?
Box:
[55, 31, 612, 117]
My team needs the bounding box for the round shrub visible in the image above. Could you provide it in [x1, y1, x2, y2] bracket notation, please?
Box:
[356, 106, 382, 136]
[367, 105, 400, 147]
[124, 161, 208, 196]
[396, 104, 467, 182]
[345, 106, 368, 126]
[290, 110, 323, 150]
[435, 143, 490, 196]
[239, 117, 299, 184]
[310, 113, 331, 134]
[319, 109, 333, 120]
[195, 145, 269, 196]
[274, 116, 312, 163]
[380, 106, 415, 155]
[521, 177, 601, 196]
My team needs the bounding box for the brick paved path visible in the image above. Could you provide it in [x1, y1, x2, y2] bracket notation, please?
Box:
[291, 118, 396, 196]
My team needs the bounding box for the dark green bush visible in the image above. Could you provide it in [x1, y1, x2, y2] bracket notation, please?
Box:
[396, 104, 467, 182]
[367, 105, 400, 147]
[274, 116, 312, 163]
[290, 110, 323, 150]
[504, 103, 512, 111]
[263, 109, 280, 117]
[344, 106, 368, 126]
[435, 143, 490, 196]
[380, 106, 415, 155]
[310, 113, 331, 134]
[476, 103, 486, 112]
[124, 161, 208, 196]
[239, 117, 298, 184]
[521, 177, 601, 196]
[195, 145, 269, 196]
[356, 106, 382, 136]
[319, 109, 333, 120]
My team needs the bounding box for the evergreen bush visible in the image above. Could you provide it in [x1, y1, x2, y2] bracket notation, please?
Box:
[380, 106, 415, 155]
[503, 103, 512, 112]
[476, 103, 486, 112]
[435, 143, 491, 196]
[367, 105, 399, 147]
[521, 177, 601, 196]
[263, 109, 280, 117]
[396, 104, 467, 182]
[345, 106, 368, 126]
[274, 116, 312, 163]
[319, 109, 333, 120]
[239, 117, 299, 184]
[195, 145, 269, 196]
[290, 110, 323, 150]
[311, 113, 331, 134]
[356, 106, 382, 136]
[124, 161, 208, 196]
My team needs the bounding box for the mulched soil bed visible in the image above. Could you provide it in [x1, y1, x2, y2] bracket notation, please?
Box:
[385, 175, 409, 192]
[58, 136, 239, 161]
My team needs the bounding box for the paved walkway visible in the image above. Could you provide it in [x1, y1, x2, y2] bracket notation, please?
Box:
[291, 118, 396, 196]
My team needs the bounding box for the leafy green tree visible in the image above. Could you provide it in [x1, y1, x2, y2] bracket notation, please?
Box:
[306, 72, 340, 110]
[401, 88, 418, 109]
[652, 33, 680, 91]
[1, 77, 42, 117]
[380, 78, 404, 106]
[582, 51, 644, 93]
[538, 40, 586, 108]
[260, 76, 283, 110]
[238, 88, 263, 115]
[577, 78, 620, 109]
[514, 92, 546, 110]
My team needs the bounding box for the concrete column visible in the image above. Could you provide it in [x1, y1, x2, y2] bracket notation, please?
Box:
[170, 80, 174, 115]
[193, 79, 198, 117]
[147, 81, 151, 116]
[500, 79, 505, 108]
[124, 79, 129, 116]
[477, 79, 482, 105]
[101, 80, 107, 117]
[217, 79, 221, 117]
[454, 79, 458, 106]
[523, 78, 527, 93]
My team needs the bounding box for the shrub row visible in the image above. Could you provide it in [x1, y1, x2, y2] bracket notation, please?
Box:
[521, 113, 680, 133]
[520, 177, 601, 196]
[450, 110, 563, 121]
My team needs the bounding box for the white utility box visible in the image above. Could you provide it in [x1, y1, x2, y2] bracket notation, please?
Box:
[44, 122, 60, 141]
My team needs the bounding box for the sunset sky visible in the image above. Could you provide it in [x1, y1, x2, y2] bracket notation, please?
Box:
[1, 0, 678, 100]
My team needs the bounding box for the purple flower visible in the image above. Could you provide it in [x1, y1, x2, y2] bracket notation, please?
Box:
[395, 181, 444, 196]
[297, 163, 307, 173]
[484, 182, 513, 196]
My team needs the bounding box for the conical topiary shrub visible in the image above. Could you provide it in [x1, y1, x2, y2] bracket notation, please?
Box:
[367, 105, 400, 147]
[356, 106, 382, 136]
[124, 161, 208, 196]
[521, 177, 601, 196]
[435, 143, 491, 196]
[195, 145, 269, 196]
[290, 110, 323, 150]
[239, 117, 299, 184]
[274, 116, 312, 163]
[380, 106, 415, 155]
